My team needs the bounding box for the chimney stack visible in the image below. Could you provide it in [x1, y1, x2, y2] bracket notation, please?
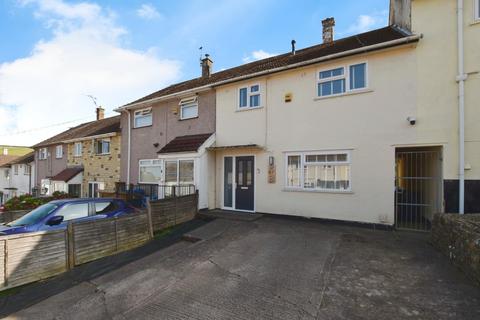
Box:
[389, 0, 411, 31]
[201, 54, 213, 78]
[96, 107, 105, 120]
[322, 17, 335, 44]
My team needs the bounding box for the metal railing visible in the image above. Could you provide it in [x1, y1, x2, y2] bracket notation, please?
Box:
[115, 182, 196, 207]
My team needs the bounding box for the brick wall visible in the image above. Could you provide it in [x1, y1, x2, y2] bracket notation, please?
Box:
[431, 213, 480, 286]
[67, 135, 121, 196]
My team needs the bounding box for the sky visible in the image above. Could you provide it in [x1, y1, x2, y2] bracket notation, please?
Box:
[0, 0, 389, 146]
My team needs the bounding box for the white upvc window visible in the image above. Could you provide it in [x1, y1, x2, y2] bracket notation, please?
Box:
[95, 139, 110, 155]
[24, 165, 31, 176]
[14, 165, 18, 175]
[139, 159, 163, 184]
[134, 108, 153, 128]
[239, 84, 261, 109]
[317, 62, 367, 97]
[2, 148, 8, 155]
[55, 145, 63, 159]
[38, 148, 48, 160]
[475, 0, 480, 20]
[164, 159, 194, 185]
[179, 96, 198, 120]
[285, 151, 351, 192]
[74, 142, 82, 157]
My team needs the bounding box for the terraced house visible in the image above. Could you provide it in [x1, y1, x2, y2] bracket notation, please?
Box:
[34, 108, 121, 198]
[118, 0, 478, 230]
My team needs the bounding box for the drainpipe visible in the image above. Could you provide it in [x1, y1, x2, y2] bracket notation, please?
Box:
[457, 0, 466, 214]
[126, 110, 132, 189]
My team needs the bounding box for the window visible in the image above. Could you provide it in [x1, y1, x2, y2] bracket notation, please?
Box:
[164, 159, 194, 185]
[68, 184, 81, 197]
[94, 201, 119, 215]
[74, 142, 82, 157]
[55, 145, 63, 158]
[139, 159, 162, 184]
[285, 151, 351, 192]
[317, 63, 367, 97]
[88, 182, 104, 198]
[55, 203, 89, 222]
[14, 165, 18, 175]
[2, 148, 8, 155]
[239, 84, 261, 109]
[179, 160, 194, 184]
[95, 139, 110, 155]
[179, 97, 198, 120]
[134, 108, 152, 128]
[24, 165, 31, 176]
[38, 148, 47, 160]
[476, 0, 480, 20]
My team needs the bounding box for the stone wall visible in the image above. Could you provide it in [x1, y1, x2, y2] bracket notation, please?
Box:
[431, 213, 480, 285]
[67, 135, 121, 196]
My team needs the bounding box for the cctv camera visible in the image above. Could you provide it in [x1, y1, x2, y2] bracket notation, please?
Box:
[407, 117, 416, 125]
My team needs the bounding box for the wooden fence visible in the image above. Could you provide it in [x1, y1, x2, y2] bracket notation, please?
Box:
[0, 191, 198, 291]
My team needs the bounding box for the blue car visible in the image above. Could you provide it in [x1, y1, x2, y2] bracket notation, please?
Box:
[0, 198, 135, 236]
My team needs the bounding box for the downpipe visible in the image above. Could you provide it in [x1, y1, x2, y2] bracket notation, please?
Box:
[457, 0, 466, 214]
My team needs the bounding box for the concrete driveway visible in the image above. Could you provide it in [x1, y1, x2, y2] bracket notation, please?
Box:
[6, 215, 480, 319]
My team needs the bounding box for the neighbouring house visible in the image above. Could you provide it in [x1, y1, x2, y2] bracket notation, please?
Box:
[8, 152, 36, 197]
[115, 58, 216, 209]
[33, 108, 121, 197]
[0, 146, 34, 204]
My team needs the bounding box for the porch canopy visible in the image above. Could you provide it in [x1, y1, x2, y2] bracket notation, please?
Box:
[51, 167, 84, 183]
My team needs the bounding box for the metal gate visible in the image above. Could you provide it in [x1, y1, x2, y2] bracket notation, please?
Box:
[395, 149, 442, 231]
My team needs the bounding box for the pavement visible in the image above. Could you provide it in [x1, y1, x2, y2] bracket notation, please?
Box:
[2, 214, 480, 319]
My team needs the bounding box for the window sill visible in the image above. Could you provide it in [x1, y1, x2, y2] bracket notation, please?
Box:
[314, 88, 373, 101]
[236, 106, 264, 113]
[55, 157, 63, 159]
[471, 19, 480, 26]
[179, 116, 199, 121]
[133, 124, 152, 129]
[96, 153, 111, 156]
[283, 188, 353, 194]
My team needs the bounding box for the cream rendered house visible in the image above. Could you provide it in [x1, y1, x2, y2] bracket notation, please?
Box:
[209, 0, 479, 230]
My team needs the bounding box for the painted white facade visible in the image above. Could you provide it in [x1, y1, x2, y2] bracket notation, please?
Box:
[0, 167, 11, 205]
[9, 162, 35, 196]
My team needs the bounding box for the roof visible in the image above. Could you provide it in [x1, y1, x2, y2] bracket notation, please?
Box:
[9, 152, 35, 165]
[34, 116, 121, 148]
[124, 26, 415, 107]
[51, 167, 84, 182]
[0, 155, 20, 167]
[158, 133, 213, 154]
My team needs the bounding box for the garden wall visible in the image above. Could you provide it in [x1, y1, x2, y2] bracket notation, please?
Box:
[431, 213, 480, 285]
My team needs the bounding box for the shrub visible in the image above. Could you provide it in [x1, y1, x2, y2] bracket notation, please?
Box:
[3, 192, 69, 211]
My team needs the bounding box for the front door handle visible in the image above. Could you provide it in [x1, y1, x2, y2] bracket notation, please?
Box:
[240, 187, 248, 190]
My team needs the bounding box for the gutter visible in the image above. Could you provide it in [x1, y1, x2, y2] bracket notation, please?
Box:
[457, 0, 466, 214]
[115, 33, 422, 111]
[61, 132, 118, 144]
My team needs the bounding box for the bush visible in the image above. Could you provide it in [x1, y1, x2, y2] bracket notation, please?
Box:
[3, 192, 69, 211]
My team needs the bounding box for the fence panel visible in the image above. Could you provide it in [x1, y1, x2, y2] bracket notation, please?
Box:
[2, 231, 67, 290]
[149, 193, 198, 232]
[116, 214, 151, 252]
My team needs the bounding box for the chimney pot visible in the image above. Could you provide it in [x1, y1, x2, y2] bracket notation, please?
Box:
[201, 54, 213, 78]
[96, 107, 105, 120]
[322, 17, 335, 43]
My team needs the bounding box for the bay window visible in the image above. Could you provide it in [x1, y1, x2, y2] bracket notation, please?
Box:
[286, 151, 351, 192]
[317, 63, 367, 97]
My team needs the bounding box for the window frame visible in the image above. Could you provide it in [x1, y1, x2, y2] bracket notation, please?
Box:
[74, 142, 83, 157]
[284, 150, 352, 193]
[95, 139, 110, 155]
[55, 145, 63, 159]
[238, 83, 261, 110]
[24, 164, 31, 176]
[317, 62, 368, 98]
[179, 96, 199, 120]
[138, 159, 163, 184]
[13, 165, 19, 175]
[134, 108, 153, 128]
[38, 148, 48, 160]
[475, 0, 480, 21]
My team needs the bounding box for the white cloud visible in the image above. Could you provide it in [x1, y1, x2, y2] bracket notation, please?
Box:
[242, 50, 277, 63]
[0, 0, 181, 146]
[136, 4, 161, 20]
[342, 11, 388, 36]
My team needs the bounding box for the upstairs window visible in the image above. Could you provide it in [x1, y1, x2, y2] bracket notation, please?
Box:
[38, 148, 47, 160]
[317, 63, 367, 97]
[239, 84, 261, 109]
[74, 142, 82, 157]
[25, 165, 31, 176]
[134, 108, 152, 128]
[95, 139, 110, 155]
[2, 148, 8, 155]
[14, 165, 18, 175]
[179, 97, 198, 120]
[55, 145, 63, 159]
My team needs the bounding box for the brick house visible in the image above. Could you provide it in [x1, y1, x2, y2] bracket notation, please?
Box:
[33, 109, 121, 197]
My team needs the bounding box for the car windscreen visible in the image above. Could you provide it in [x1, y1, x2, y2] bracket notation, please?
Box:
[7, 203, 58, 227]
